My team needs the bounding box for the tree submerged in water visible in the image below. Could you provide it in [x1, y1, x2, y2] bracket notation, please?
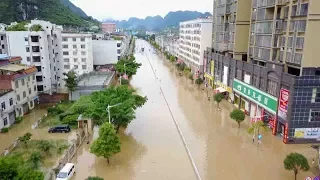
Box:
[90, 123, 120, 164]
[284, 152, 310, 180]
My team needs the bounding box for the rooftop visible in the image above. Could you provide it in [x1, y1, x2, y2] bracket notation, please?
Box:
[0, 64, 26, 72]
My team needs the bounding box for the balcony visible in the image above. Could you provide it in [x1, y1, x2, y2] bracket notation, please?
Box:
[274, 20, 283, 34]
[256, 8, 274, 21]
[32, 46, 40, 52]
[216, 42, 228, 52]
[256, 0, 275, 7]
[31, 36, 39, 43]
[253, 47, 271, 61]
[256, 22, 273, 34]
[228, 43, 234, 51]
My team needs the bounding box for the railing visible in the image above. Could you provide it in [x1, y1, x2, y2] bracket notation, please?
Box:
[257, 0, 275, 7]
[256, 22, 273, 34]
[253, 47, 271, 61]
[255, 34, 272, 47]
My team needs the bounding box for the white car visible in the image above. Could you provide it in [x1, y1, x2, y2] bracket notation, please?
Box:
[56, 163, 75, 180]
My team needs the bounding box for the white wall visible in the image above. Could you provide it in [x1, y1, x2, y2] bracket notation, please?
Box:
[0, 91, 16, 129]
[93, 40, 119, 65]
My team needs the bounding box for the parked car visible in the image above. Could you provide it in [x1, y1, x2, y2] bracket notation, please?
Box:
[48, 125, 71, 133]
[56, 163, 75, 180]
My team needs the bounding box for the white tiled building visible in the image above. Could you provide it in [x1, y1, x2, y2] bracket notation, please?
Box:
[178, 18, 212, 73]
[4, 20, 63, 94]
[0, 91, 16, 129]
[60, 33, 94, 91]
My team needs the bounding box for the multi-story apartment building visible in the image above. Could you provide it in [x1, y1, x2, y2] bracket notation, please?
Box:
[101, 23, 116, 33]
[59, 33, 94, 92]
[179, 18, 212, 74]
[0, 56, 37, 118]
[205, 0, 320, 143]
[4, 20, 63, 94]
[167, 38, 180, 58]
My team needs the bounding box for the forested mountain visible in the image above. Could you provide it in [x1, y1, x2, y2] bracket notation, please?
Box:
[103, 11, 212, 31]
[0, 0, 97, 26]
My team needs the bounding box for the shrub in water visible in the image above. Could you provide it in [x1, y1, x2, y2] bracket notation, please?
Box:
[1, 128, 9, 133]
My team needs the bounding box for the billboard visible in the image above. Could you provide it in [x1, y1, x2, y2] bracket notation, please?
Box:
[278, 88, 290, 120]
[294, 128, 320, 139]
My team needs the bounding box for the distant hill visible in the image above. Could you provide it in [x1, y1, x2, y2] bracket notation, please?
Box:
[0, 0, 98, 26]
[103, 11, 212, 31]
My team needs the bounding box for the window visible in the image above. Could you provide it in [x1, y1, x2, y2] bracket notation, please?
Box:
[72, 38, 76, 42]
[311, 88, 320, 103]
[117, 43, 121, 47]
[34, 85, 36, 92]
[81, 45, 85, 49]
[1, 102, 5, 110]
[73, 45, 77, 49]
[267, 80, 277, 96]
[33, 74, 35, 80]
[82, 65, 86, 69]
[26, 47, 30, 52]
[27, 57, 31, 62]
[81, 38, 85, 42]
[63, 52, 69, 55]
[17, 95, 20, 101]
[74, 58, 78, 62]
[81, 51, 86, 56]
[62, 37, 68, 42]
[64, 58, 69, 62]
[64, 65, 70, 69]
[63, 45, 68, 48]
[36, 66, 41, 72]
[252, 74, 259, 87]
[32, 46, 40, 52]
[310, 110, 320, 122]
[15, 81, 19, 88]
[29, 88, 31, 94]
[9, 98, 13, 106]
[1, 36, 4, 40]
[74, 65, 78, 69]
[73, 51, 77, 56]
[3, 117, 7, 126]
[27, 76, 30, 82]
[37, 85, 43, 92]
[36, 76, 43, 82]
[33, 56, 40, 62]
[24, 37, 28, 41]
[21, 79, 25, 86]
[236, 69, 242, 79]
[81, 58, 86, 62]
[23, 91, 26, 98]
[31, 36, 39, 42]
[117, 49, 121, 54]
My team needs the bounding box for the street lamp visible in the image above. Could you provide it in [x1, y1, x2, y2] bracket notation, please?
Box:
[106, 103, 123, 124]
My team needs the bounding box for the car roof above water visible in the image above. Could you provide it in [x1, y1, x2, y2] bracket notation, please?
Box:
[53, 124, 70, 128]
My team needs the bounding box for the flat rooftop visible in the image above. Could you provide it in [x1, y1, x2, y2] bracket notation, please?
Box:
[78, 72, 113, 86]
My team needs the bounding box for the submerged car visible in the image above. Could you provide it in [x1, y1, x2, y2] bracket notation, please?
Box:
[48, 125, 71, 133]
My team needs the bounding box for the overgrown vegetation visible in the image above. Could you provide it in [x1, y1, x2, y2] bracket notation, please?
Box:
[15, 116, 23, 124]
[1, 127, 9, 133]
[39, 101, 75, 128]
[29, 24, 43, 31]
[6, 22, 28, 31]
[63, 70, 77, 99]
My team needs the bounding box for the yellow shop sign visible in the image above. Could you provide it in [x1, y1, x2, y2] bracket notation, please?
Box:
[204, 73, 213, 80]
[216, 81, 232, 93]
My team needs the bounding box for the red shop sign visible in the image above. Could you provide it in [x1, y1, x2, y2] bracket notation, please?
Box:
[278, 88, 290, 120]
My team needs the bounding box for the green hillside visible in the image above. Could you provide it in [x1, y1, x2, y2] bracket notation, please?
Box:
[0, 0, 98, 26]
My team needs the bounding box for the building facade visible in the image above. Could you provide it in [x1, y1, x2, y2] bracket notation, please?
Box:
[0, 33, 8, 54]
[0, 56, 37, 119]
[0, 90, 16, 129]
[60, 33, 94, 92]
[179, 18, 213, 74]
[102, 23, 116, 33]
[4, 20, 63, 94]
[205, 0, 320, 143]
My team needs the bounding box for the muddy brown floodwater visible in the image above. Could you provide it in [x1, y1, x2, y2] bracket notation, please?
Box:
[71, 39, 318, 180]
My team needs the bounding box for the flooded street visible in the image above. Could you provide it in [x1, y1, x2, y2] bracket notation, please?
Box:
[72, 39, 317, 180]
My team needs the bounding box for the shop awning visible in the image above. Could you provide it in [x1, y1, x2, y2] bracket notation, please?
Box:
[214, 87, 226, 93]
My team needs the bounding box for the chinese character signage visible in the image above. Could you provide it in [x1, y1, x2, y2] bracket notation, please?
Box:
[233, 79, 278, 114]
[278, 88, 289, 120]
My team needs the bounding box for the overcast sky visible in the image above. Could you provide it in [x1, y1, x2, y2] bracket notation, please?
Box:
[71, 0, 212, 21]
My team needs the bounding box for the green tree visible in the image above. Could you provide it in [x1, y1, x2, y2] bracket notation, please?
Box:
[16, 167, 44, 180]
[87, 176, 104, 180]
[195, 78, 204, 87]
[284, 153, 310, 180]
[37, 140, 54, 155]
[169, 55, 175, 63]
[29, 24, 43, 31]
[18, 132, 32, 147]
[115, 55, 142, 77]
[63, 70, 77, 99]
[214, 93, 224, 109]
[26, 151, 43, 169]
[189, 73, 194, 81]
[6, 22, 27, 31]
[90, 123, 121, 164]
[230, 109, 245, 128]
[0, 155, 22, 180]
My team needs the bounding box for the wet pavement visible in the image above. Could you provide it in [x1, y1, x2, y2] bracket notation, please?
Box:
[71, 39, 318, 180]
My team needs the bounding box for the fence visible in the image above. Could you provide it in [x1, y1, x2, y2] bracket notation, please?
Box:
[45, 129, 87, 180]
[0, 138, 20, 156]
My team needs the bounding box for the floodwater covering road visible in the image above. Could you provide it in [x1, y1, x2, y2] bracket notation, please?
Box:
[71, 39, 318, 180]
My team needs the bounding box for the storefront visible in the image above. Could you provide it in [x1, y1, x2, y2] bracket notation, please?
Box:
[215, 80, 233, 102]
[233, 79, 278, 133]
[204, 73, 214, 87]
